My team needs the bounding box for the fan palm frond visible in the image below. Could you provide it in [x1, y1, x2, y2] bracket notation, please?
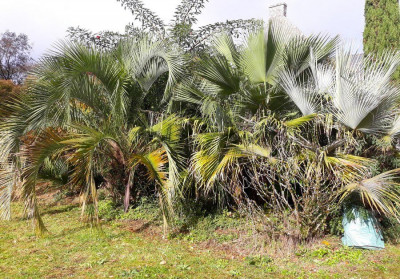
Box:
[282, 34, 339, 76]
[240, 29, 267, 84]
[213, 33, 240, 66]
[119, 38, 186, 102]
[130, 148, 173, 228]
[340, 169, 400, 217]
[197, 55, 241, 97]
[331, 48, 400, 133]
[278, 69, 320, 116]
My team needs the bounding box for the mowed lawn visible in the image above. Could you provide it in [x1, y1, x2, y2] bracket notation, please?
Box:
[1, 203, 400, 278]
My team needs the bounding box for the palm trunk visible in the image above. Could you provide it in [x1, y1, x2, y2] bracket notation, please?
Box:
[124, 170, 134, 213]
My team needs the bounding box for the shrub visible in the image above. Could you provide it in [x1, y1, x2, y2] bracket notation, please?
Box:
[98, 200, 121, 221]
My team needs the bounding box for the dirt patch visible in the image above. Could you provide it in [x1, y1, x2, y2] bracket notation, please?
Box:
[120, 219, 163, 239]
[34, 182, 80, 207]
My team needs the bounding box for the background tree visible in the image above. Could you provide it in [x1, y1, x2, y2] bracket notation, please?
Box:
[67, 0, 261, 52]
[0, 31, 32, 84]
[363, 0, 400, 81]
[0, 80, 22, 117]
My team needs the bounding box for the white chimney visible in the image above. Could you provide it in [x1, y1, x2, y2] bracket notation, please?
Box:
[269, 3, 287, 18]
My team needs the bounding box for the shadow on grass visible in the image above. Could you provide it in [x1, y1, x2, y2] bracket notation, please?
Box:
[51, 225, 90, 239]
[41, 204, 78, 216]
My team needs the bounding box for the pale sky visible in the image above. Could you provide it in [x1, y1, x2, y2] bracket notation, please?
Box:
[1, 0, 366, 59]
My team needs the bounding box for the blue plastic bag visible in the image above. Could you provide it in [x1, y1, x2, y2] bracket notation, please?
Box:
[342, 207, 384, 250]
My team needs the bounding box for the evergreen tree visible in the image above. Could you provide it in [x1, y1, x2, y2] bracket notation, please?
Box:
[364, 0, 400, 81]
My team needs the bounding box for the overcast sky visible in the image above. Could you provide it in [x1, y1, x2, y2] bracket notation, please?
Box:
[1, 0, 366, 59]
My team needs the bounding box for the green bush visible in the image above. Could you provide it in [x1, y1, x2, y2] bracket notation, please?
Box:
[120, 197, 160, 221]
[171, 210, 245, 242]
[381, 216, 400, 243]
[98, 197, 161, 222]
[98, 200, 121, 221]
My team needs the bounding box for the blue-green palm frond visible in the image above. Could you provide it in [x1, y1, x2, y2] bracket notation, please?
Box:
[331, 48, 400, 133]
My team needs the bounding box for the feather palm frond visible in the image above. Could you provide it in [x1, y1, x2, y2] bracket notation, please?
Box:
[0, 163, 16, 220]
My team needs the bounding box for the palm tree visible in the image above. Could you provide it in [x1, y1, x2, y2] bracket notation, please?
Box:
[275, 45, 400, 227]
[276, 44, 400, 216]
[0, 37, 186, 233]
[173, 20, 339, 202]
[174, 20, 400, 240]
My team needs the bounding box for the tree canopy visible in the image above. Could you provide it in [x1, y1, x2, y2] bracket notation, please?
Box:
[67, 0, 261, 52]
[364, 0, 400, 81]
[0, 31, 32, 84]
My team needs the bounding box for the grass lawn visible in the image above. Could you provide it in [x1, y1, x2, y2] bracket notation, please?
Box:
[1, 202, 400, 278]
